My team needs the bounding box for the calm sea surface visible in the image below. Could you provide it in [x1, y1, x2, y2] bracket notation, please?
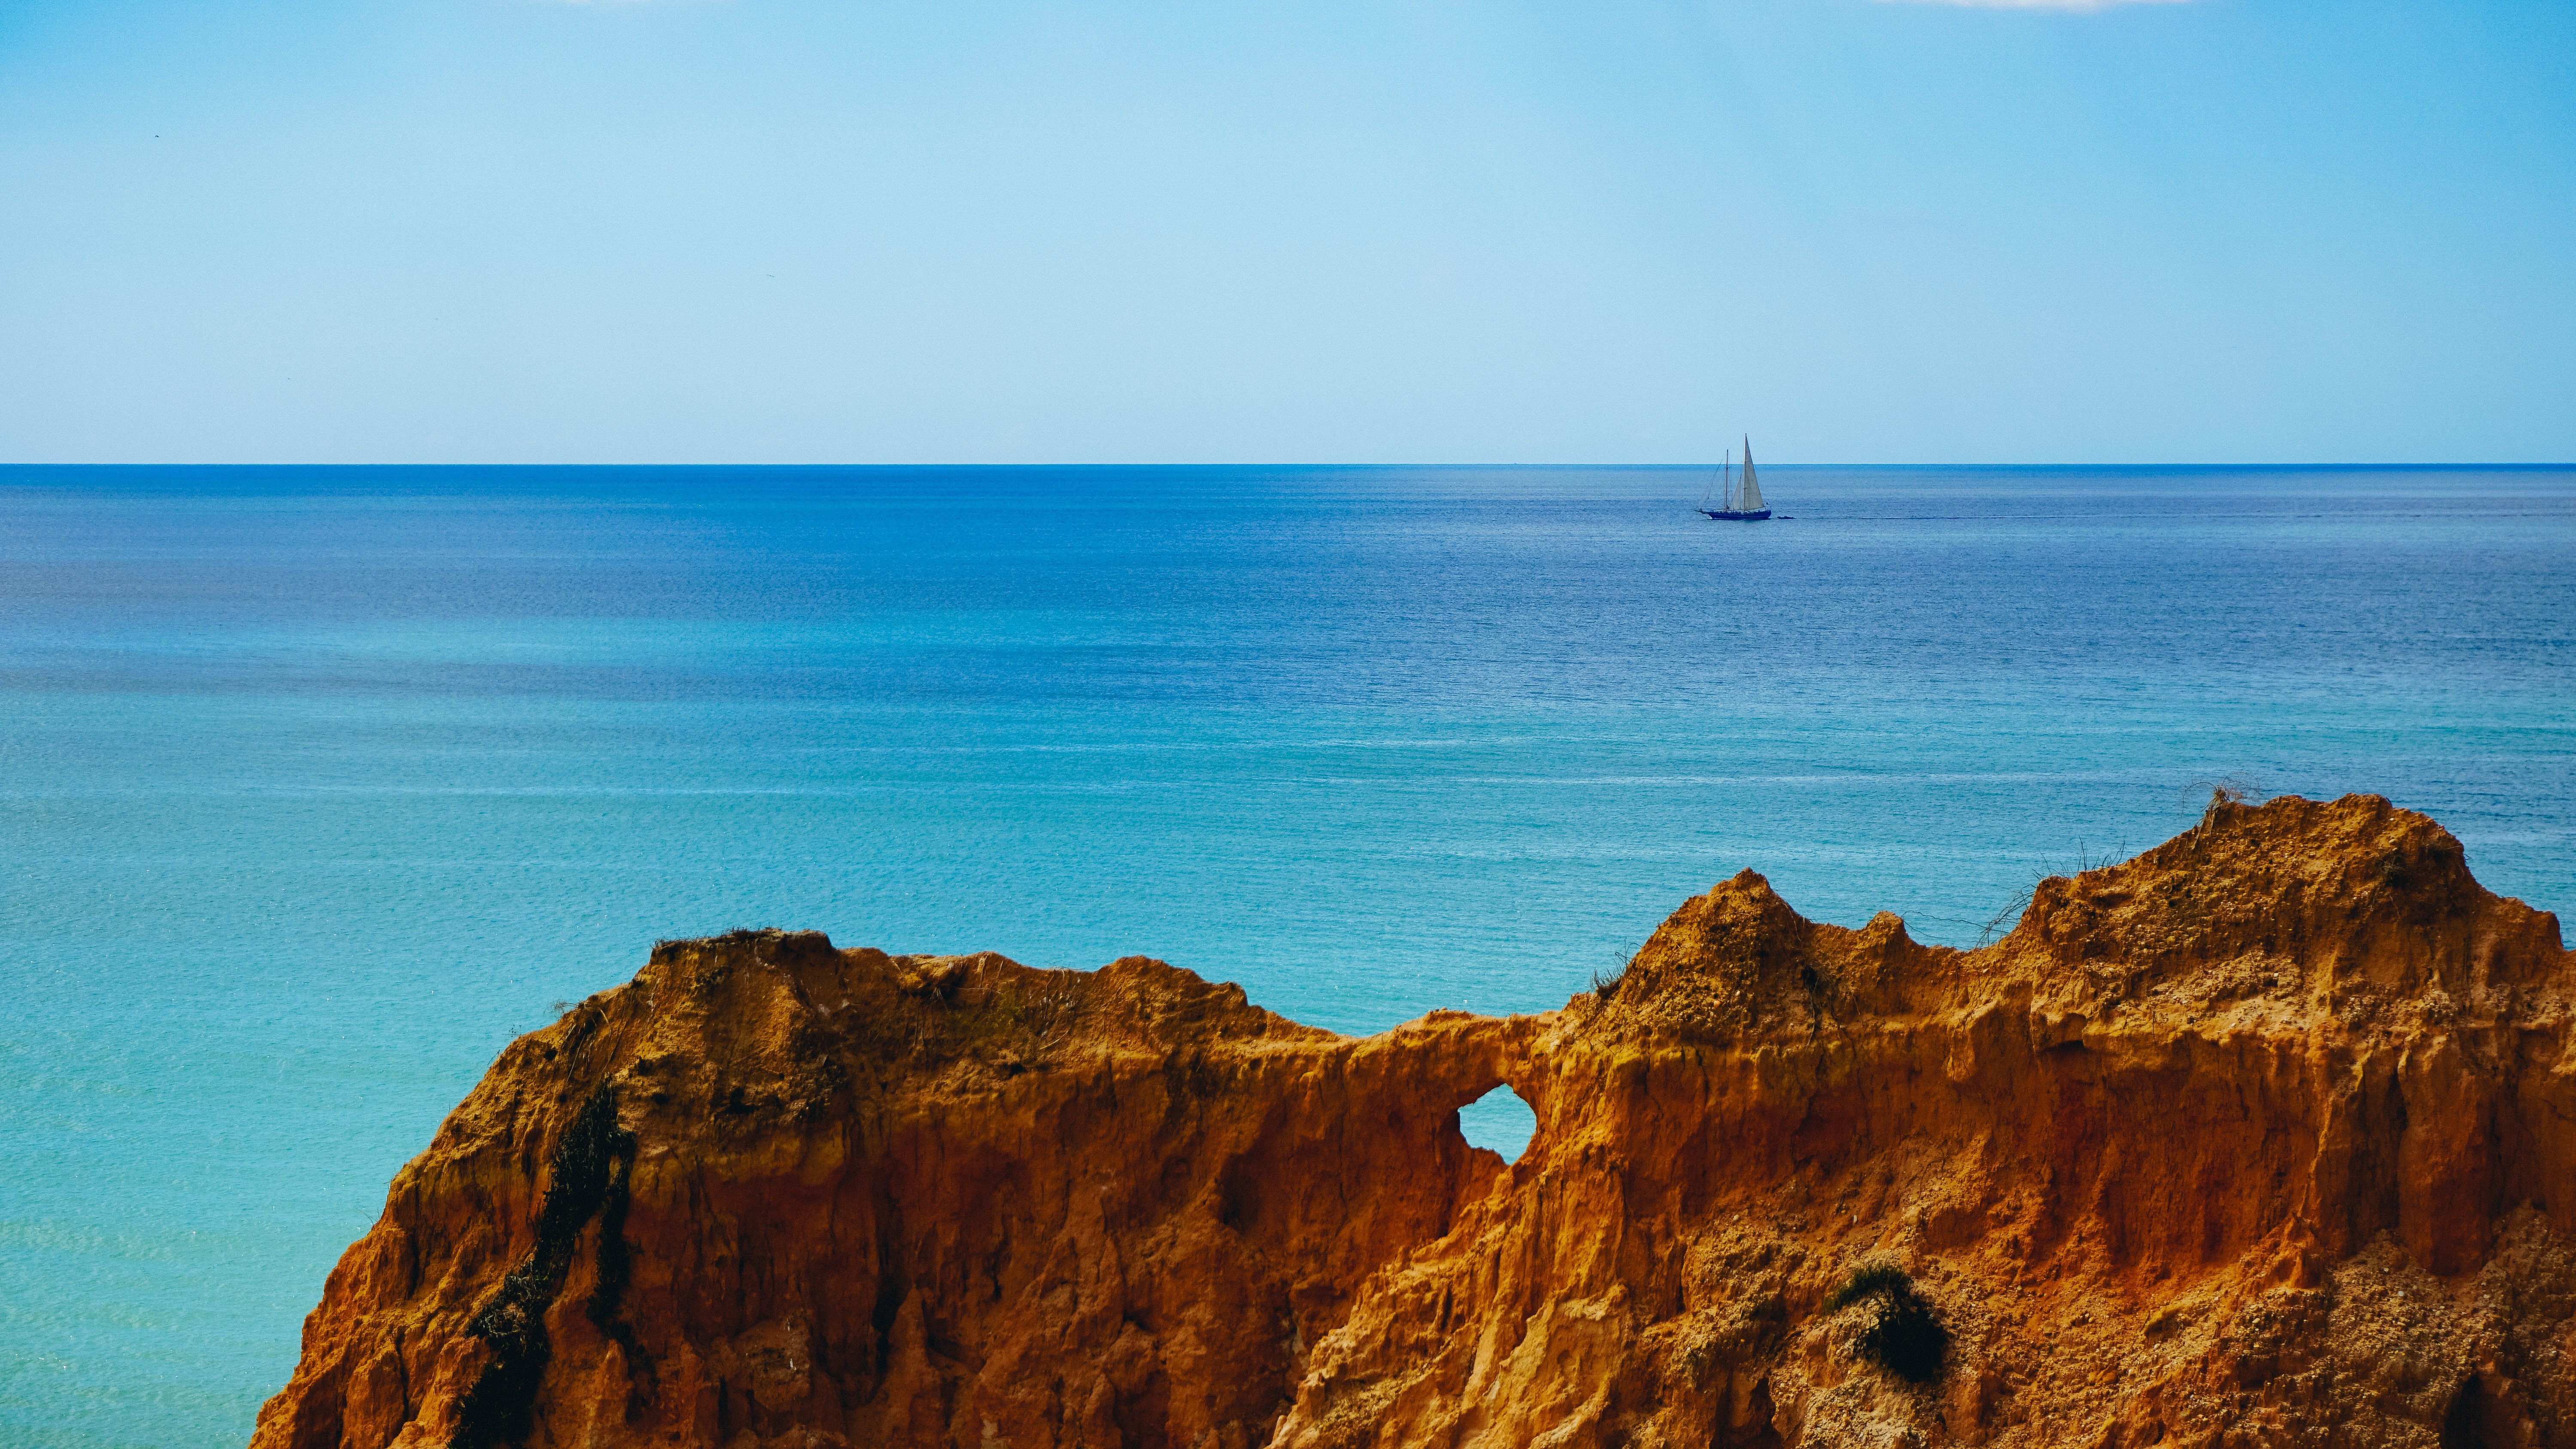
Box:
[3, 464, 2572, 1445]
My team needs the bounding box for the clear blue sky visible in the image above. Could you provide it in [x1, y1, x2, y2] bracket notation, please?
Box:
[2, 0, 2569, 463]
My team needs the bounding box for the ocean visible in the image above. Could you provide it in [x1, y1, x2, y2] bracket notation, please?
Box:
[3, 464, 2571, 1446]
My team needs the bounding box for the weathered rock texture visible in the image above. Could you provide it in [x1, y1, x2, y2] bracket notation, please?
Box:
[254, 793, 2576, 1449]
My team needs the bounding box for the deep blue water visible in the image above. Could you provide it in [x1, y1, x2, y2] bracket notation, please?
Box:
[3, 464, 2571, 1446]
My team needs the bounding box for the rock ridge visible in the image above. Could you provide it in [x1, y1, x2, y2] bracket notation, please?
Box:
[253, 793, 2576, 1448]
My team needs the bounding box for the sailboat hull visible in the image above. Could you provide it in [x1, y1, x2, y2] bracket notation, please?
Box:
[1698, 509, 1771, 521]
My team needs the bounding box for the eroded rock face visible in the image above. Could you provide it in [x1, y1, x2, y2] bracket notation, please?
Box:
[253, 794, 2576, 1449]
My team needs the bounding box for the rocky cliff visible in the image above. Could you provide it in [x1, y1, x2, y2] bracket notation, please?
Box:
[253, 793, 2576, 1449]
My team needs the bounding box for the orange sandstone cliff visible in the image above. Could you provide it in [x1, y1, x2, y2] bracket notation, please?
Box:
[253, 793, 2576, 1449]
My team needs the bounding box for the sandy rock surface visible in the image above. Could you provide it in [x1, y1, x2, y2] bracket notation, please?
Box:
[253, 793, 2576, 1448]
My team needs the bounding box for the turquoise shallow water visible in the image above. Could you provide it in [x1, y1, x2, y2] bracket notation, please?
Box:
[3, 464, 2572, 1446]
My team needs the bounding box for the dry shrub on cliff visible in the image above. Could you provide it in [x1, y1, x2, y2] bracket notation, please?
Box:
[1971, 884, 2034, 949]
[1589, 960, 1627, 1003]
[1826, 1261, 1947, 1385]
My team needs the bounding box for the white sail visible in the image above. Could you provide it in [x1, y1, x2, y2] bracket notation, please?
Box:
[1739, 437, 1763, 512]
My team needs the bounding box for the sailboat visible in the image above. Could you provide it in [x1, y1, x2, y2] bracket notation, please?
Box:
[1697, 437, 1772, 521]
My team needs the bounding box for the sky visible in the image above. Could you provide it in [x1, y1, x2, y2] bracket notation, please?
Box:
[1, 0, 2570, 464]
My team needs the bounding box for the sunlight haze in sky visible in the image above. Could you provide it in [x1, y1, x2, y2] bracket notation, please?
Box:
[1, 0, 2569, 462]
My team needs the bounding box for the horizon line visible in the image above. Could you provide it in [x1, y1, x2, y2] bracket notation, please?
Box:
[3, 461, 2572, 472]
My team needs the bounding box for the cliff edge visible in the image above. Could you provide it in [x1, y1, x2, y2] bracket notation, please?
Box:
[253, 793, 2576, 1449]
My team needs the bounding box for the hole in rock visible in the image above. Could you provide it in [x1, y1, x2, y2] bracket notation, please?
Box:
[1457, 1085, 1537, 1163]
[2442, 1376, 2488, 1449]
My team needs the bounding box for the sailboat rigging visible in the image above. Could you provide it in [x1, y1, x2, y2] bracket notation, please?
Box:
[1697, 437, 1772, 521]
